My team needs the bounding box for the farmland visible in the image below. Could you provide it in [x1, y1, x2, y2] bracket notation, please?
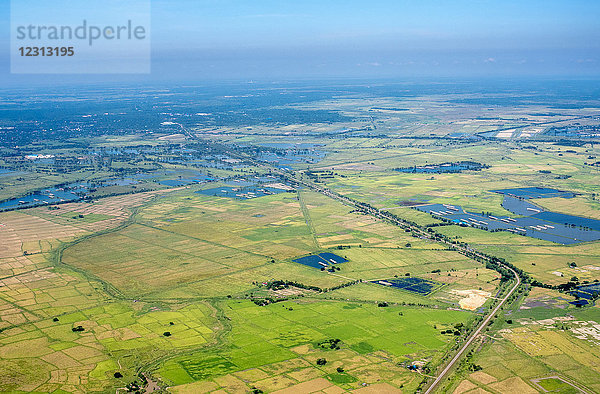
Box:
[447, 287, 600, 393]
[0, 79, 599, 393]
[0, 177, 500, 392]
[159, 299, 471, 392]
[0, 182, 494, 392]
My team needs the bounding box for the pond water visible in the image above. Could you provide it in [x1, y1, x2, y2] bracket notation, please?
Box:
[571, 283, 600, 301]
[292, 252, 348, 269]
[0, 169, 217, 211]
[415, 201, 600, 245]
[0, 186, 83, 211]
[491, 187, 575, 199]
[370, 277, 440, 295]
[395, 161, 487, 174]
[196, 185, 288, 200]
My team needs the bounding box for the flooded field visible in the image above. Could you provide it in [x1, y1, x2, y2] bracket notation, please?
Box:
[0, 170, 216, 211]
[158, 174, 215, 187]
[395, 161, 488, 174]
[415, 201, 600, 244]
[571, 283, 600, 300]
[196, 185, 288, 199]
[0, 168, 20, 176]
[257, 149, 326, 170]
[0, 183, 91, 211]
[491, 187, 575, 199]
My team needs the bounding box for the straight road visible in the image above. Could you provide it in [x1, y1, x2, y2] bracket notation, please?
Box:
[279, 174, 524, 393]
[197, 137, 524, 393]
[424, 267, 520, 393]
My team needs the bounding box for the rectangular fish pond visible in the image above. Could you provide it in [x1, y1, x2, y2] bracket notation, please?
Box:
[371, 277, 442, 296]
[196, 185, 292, 200]
[394, 161, 488, 174]
[292, 252, 348, 269]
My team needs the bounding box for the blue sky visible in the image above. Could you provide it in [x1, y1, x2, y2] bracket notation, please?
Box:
[1, 0, 599, 85]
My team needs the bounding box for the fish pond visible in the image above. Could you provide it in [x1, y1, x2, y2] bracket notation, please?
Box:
[371, 277, 442, 296]
[415, 201, 600, 245]
[292, 252, 348, 269]
[394, 161, 489, 174]
[197, 185, 291, 200]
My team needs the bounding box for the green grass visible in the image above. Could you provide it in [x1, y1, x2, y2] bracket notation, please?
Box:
[60, 189, 485, 299]
[326, 372, 358, 384]
[4, 128, 599, 393]
[158, 299, 471, 386]
[537, 378, 578, 393]
[0, 301, 218, 392]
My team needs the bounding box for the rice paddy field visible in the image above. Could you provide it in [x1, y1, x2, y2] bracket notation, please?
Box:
[309, 140, 600, 288]
[0, 157, 504, 392]
[0, 175, 501, 392]
[446, 287, 600, 394]
[1, 86, 599, 393]
[158, 299, 471, 392]
[286, 137, 600, 393]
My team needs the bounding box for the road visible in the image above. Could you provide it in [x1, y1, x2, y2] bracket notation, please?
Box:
[193, 136, 525, 392]
[424, 266, 520, 393]
[280, 174, 524, 393]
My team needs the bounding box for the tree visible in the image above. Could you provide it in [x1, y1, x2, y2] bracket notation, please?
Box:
[316, 358, 327, 366]
[336, 366, 344, 373]
[163, 331, 172, 337]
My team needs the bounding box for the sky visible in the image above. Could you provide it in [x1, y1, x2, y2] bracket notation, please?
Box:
[1, 0, 599, 86]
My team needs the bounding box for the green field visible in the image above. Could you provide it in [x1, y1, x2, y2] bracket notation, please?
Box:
[158, 299, 471, 392]
[0, 300, 218, 392]
[1, 85, 599, 393]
